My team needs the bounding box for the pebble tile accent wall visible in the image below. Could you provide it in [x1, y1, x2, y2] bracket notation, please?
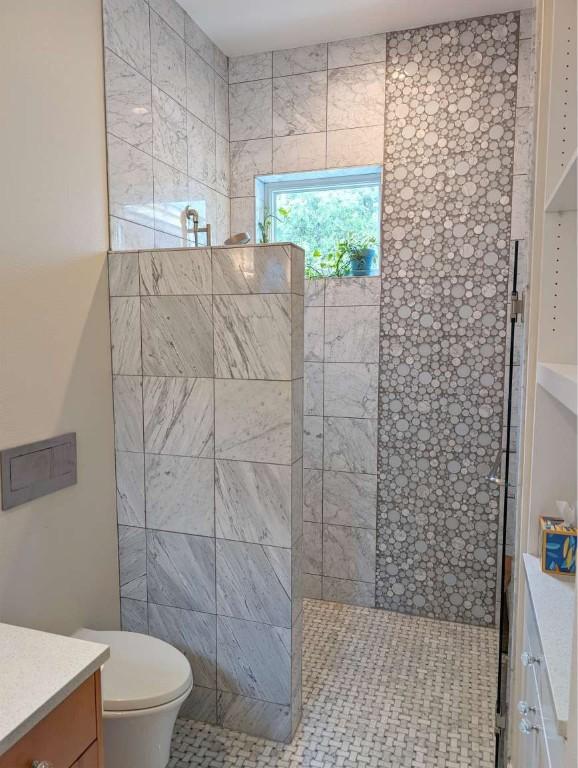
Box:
[109, 244, 304, 742]
[376, 13, 521, 625]
[103, 0, 231, 250]
[303, 277, 381, 607]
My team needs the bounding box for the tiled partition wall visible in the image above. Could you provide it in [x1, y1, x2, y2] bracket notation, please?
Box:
[377, 13, 521, 626]
[303, 277, 381, 607]
[226, 35, 386, 239]
[103, 0, 230, 250]
[108, 244, 304, 742]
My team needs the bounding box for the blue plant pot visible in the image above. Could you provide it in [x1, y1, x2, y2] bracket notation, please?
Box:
[350, 248, 376, 276]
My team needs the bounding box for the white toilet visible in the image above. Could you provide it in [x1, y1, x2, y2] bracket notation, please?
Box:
[75, 629, 193, 768]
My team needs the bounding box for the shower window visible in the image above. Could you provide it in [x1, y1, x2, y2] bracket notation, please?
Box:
[258, 167, 382, 277]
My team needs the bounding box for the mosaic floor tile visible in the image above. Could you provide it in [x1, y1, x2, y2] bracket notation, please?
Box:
[170, 599, 497, 767]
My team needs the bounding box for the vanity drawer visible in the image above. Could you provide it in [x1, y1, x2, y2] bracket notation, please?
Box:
[0, 674, 98, 768]
[72, 742, 98, 768]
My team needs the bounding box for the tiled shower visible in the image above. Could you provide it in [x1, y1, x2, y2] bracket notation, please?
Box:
[103, 0, 535, 743]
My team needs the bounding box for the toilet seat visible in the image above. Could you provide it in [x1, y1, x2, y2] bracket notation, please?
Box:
[74, 629, 193, 712]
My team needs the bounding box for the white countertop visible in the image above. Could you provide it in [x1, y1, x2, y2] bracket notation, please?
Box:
[523, 553, 575, 732]
[0, 623, 109, 756]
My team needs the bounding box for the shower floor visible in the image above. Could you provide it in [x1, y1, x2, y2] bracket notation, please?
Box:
[170, 599, 497, 768]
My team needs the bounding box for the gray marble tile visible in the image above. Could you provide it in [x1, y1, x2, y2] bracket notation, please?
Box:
[215, 134, 230, 196]
[215, 460, 291, 548]
[323, 524, 375, 582]
[324, 306, 380, 362]
[120, 574, 147, 600]
[107, 135, 154, 229]
[141, 296, 213, 376]
[150, 11, 186, 106]
[147, 529, 216, 612]
[291, 460, 303, 543]
[272, 133, 326, 174]
[153, 159, 190, 239]
[303, 468, 322, 523]
[519, 8, 535, 39]
[113, 375, 144, 452]
[323, 470, 376, 529]
[121, 597, 148, 633]
[214, 49, 229, 82]
[326, 125, 384, 168]
[184, 14, 215, 68]
[323, 417, 377, 474]
[143, 376, 214, 457]
[304, 307, 324, 362]
[328, 34, 386, 68]
[229, 52, 272, 84]
[291, 378, 304, 464]
[149, 603, 216, 688]
[514, 107, 533, 176]
[187, 112, 216, 185]
[118, 524, 146, 586]
[511, 173, 532, 241]
[322, 577, 375, 607]
[214, 294, 291, 380]
[230, 139, 272, 197]
[291, 247, 305, 296]
[145, 454, 214, 536]
[180, 686, 217, 724]
[109, 252, 140, 296]
[303, 573, 322, 599]
[212, 245, 291, 293]
[186, 47, 215, 128]
[303, 522, 322, 575]
[116, 451, 145, 526]
[216, 616, 291, 704]
[327, 63, 386, 130]
[216, 540, 291, 627]
[215, 75, 230, 139]
[215, 380, 292, 464]
[291, 294, 304, 380]
[304, 362, 323, 416]
[218, 693, 291, 742]
[229, 80, 273, 141]
[303, 415, 323, 470]
[140, 248, 211, 295]
[110, 297, 141, 375]
[273, 44, 328, 77]
[304, 279, 325, 307]
[214, 191, 231, 245]
[110, 217, 155, 251]
[324, 276, 381, 306]
[324, 362, 378, 418]
[104, 0, 150, 77]
[105, 49, 152, 154]
[154, 230, 186, 249]
[273, 72, 327, 137]
[152, 86, 187, 173]
[516, 37, 535, 109]
[291, 536, 303, 622]
[230, 197, 255, 242]
[150, 0, 184, 37]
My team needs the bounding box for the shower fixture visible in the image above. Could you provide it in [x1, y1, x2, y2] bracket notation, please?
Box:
[224, 232, 251, 246]
[182, 205, 211, 247]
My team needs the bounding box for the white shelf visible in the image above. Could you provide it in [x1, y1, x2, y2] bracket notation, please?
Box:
[537, 362, 578, 415]
[545, 150, 577, 212]
[523, 554, 575, 736]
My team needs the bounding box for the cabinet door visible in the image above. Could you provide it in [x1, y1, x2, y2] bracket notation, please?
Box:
[72, 741, 99, 768]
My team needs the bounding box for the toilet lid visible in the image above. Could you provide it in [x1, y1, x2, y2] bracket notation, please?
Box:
[74, 629, 193, 711]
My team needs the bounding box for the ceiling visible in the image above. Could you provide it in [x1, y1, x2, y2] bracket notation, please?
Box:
[177, 0, 534, 57]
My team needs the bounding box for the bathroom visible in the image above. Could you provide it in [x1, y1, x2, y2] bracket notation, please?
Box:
[0, 1, 576, 767]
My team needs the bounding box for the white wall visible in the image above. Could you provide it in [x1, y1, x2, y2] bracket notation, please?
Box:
[0, 0, 120, 634]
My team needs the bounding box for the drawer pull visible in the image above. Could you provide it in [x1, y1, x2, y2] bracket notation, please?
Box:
[519, 718, 539, 736]
[521, 651, 540, 667]
[31, 762, 54, 768]
[517, 700, 536, 716]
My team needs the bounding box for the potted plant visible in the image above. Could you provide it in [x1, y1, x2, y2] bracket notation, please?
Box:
[258, 206, 289, 244]
[305, 242, 351, 279]
[342, 233, 377, 277]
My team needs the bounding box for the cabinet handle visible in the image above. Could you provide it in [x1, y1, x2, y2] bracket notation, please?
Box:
[521, 651, 540, 667]
[519, 718, 539, 735]
[32, 762, 54, 768]
[517, 700, 536, 716]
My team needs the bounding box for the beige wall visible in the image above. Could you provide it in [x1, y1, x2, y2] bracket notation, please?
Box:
[0, 0, 120, 633]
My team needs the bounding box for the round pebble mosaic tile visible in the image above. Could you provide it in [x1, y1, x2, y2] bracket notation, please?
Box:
[376, 13, 520, 625]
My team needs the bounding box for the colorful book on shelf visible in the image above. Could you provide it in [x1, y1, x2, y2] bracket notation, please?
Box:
[540, 516, 577, 576]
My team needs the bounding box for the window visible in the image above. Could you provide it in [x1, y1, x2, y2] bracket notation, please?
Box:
[258, 167, 382, 277]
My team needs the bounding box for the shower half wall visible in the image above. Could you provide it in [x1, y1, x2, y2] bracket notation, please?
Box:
[108, 243, 304, 741]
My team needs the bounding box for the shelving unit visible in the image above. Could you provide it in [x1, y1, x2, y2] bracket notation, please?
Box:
[510, 0, 577, 766]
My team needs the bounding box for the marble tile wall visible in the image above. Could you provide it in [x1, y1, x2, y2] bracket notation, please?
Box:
[103, 0, 230, 250]
[227, 35, 387, 239]
[376, 13, 523, 626]
[303, 276, 381, 608]
[109, 244, 304, 742]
